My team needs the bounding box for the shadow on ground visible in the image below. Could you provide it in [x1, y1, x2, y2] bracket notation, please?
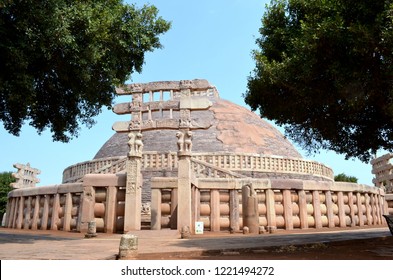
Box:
[134, 236, 393, 260]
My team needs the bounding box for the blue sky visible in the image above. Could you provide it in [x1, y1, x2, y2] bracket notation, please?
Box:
[0, 0, 376, 185]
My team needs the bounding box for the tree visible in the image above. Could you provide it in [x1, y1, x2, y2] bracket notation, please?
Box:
[0, 172, 14, 219]
[245, 0, 393, 162]
[0, 0, 170, 142]
[334, 173, 358, 183]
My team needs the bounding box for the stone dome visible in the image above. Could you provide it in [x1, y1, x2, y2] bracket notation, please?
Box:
[94, 97, 302, 159]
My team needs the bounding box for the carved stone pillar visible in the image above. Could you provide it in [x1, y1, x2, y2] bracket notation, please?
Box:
[77, 186, 95, 233]
[124, 131, 143, 231]
[242, 184, 259, 234]
[177, 129, 193, 232]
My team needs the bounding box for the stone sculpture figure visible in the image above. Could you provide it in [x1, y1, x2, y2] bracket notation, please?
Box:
[131, 83, 143, 93]
[176, 130, 193, 153]
[132, 93, 142, 107]
[127, 133, 136, 156]
[128, 132, 143, 157]
[179, 109, 191, 128]
[184, 131, 193, 152]
[176, 131, 185, 152]
[135, 132, 143, 155]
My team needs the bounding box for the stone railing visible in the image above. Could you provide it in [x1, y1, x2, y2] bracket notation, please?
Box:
[6, 174, 127, 233]
[151, 177, 387, 232]
[62, 157, 127, 183]
[63, 152, 334, 183]
[6, 173, 387, 234]
[142, 152, 178, 170]
[6, 183, 84, 232]
[371, 153, 393, 193]
[192, 153, 334, 181]
[190, 157, 247, 179]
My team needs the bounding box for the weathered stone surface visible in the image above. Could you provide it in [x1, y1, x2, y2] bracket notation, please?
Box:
[116, 79, 217, 94]
[84, 221, 97, 238]
[118, 234, 138, 259]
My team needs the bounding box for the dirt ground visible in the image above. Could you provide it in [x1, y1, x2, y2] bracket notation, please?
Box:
[136, 235, 393, 260]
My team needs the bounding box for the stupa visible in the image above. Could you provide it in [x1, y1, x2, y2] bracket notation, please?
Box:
[5, 79, 388, 234]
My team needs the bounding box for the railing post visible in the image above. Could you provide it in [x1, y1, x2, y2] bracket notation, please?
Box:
[7, 197, 16, 228]
[16, 196, 24, 229]
[210, 189, 220, 232]
[229, 189, 239, 232]
[365, 193, 372, 225]
[348, 192, 356, 227]
[12, 198, 20, 228]
[151, 188, 162, 230]
[325, 191, 335, 228]
[266, 188, 277, 230]
[105, 186, 117, 233]
[283, 189, 293, 230]
[31, 195, 40, 230]
[24, 196, 32, 230]
[298, 190, 308, 229]
[192, 186, 200, 231]
[371, 194, 377, 225]
[357, 193, 364, 226]
[312, 190, 322, 229]
[63, 193, 73, 231]
[41, 195, 50, 230]
[337, 191, 346, 227]
[50, 194, 60, 230]
[77, 186, 95, 233]
[376, 193, 382, 224]
[171, 188, 178, 229]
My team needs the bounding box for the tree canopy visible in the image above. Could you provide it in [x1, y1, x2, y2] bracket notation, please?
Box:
[334, 173, 358, 183]
[0, 172, 14, 217]
[0, 0, 170, 142]
[245, 0, 393, 162]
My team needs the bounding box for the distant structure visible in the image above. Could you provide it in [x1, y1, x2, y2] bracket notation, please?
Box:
[11, 163, 40, 189]
[5, 79, 390, 234]
[371, 154, 393, 212]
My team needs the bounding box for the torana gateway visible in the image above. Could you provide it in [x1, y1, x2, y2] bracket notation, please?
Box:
[5, 80, 392, 234]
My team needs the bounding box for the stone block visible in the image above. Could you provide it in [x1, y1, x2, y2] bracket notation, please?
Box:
[118, 234, 138, 259]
